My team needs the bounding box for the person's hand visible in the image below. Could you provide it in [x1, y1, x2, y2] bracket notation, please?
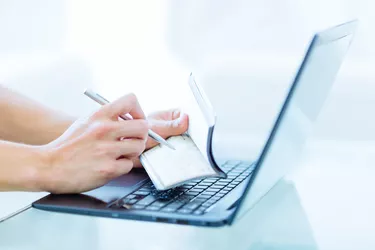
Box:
[38, 93, 149, 194]
[132, 109, 189, 167]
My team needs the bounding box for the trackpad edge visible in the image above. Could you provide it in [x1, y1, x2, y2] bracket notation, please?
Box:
[83, 170, 149, 203]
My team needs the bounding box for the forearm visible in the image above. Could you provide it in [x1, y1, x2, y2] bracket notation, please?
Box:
[0, 140, 47, 191]
[0, 85, 75, 145]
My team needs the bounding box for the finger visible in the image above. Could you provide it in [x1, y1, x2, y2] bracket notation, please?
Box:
[110, 139, 146, 158]
[112, 158, 134, 176]
[145, 113, 188, 149]
[149, 112, 189, 138]
[170, 109, 185, 120]
[88, 120, 148, 141]
[108, 120, 149, 141]
[96, 93, 146, 121]
[132, 157, 143, 168]
[148, 108, 183, 121]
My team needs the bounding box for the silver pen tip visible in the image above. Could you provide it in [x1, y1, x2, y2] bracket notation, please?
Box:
[167, 144, 176, 150]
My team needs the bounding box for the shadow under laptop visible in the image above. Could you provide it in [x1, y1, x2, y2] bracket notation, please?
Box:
[0, 178, 318, 250]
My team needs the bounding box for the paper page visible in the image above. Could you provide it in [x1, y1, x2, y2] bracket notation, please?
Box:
[141, 135, 218, 190]
[180, 75, 213, 163]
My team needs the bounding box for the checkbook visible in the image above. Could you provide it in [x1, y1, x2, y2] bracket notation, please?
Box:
[140, 73, 227, 190]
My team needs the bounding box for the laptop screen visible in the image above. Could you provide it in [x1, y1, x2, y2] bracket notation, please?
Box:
[230, 20, 357, 224]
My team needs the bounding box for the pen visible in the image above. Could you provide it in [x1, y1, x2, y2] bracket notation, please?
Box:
[84, 89, 176, 150]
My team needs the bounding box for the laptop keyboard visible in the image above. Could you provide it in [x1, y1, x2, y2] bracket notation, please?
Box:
[112, 161, 254, 215]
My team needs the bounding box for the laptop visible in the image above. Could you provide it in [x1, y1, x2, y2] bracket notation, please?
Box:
[32, 20, 358, 227]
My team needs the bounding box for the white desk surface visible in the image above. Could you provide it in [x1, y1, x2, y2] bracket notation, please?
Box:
[1, 140, 375, 250]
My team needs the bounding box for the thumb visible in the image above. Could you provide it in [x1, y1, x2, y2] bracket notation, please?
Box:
[150, 113, 189, 138]
[137, 112, 189, 167]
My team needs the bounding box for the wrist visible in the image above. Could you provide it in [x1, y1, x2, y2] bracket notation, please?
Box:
[27, 145, 54, 192]
[45, 116, 75, 143]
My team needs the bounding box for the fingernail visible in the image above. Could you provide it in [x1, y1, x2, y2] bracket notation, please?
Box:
[180, 113, 187, 121]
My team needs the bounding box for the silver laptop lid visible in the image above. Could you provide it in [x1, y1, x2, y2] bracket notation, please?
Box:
[230, 20, 358, 224]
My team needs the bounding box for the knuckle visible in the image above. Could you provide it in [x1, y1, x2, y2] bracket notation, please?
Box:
[89, 109, 105, 122]
[136, 120, 149, 135]
[88, 111, 99, 121]
[136, 140, 146, 154]
[126, 93, 137, 105]
[127, 140, 145, 157]
[95, 143, 112, 157]
[92, 122, 113, 139]
[120, 160, 134, 174]
[99, 164, 118, 179]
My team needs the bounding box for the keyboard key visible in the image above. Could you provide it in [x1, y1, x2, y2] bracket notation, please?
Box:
[210, 196, 221, 201]
[207, 187, 222, 192]
[196, 183, 211, 187]
[238, 162, 252, 167]
[207, 178, 219, 181]
[206, 198, 218, 204]
[191, 198, 207, 204]
[219, 190, 229, 195]
[176, 196, 194, 203]
[153, 190, 179, 199]
[201, 179, 216, 184]
[143, 182, 153, 188]
[151, 201, 171, 208]
[190, 188, 205, 193]
[217, 179, 231, 184]
[239, 165, 250, 169]
[146, 206, 161, 211]
[131, 204, 145, 209]
[195, 206, 206, 213]
[186, 191, 200, 196]
[193, 210, 205, 215]
[164, 202, 185, 209]
[178, 208, 193, 214]
[195, 194, 212, 200]
[230, 169, 244, 174]
[137, 195, 157, 206]
[125, 194, 136, 199]
[228, 184, 236, 188]
[221, 166, 232, 171]
[161, 207, 178, 212]
[124, 199, 138, 205]
[202, 200, 216, 206]
[222, 165, 234, 170]
[182, 202, 202, 210]
[200, 204, 210, 208]
[215, 193, 225, 198]
[133, 190, 150, 196]
[202, 191, 216, 196]
[189, 180, 201, 184]
[212, 184, 226, 188]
